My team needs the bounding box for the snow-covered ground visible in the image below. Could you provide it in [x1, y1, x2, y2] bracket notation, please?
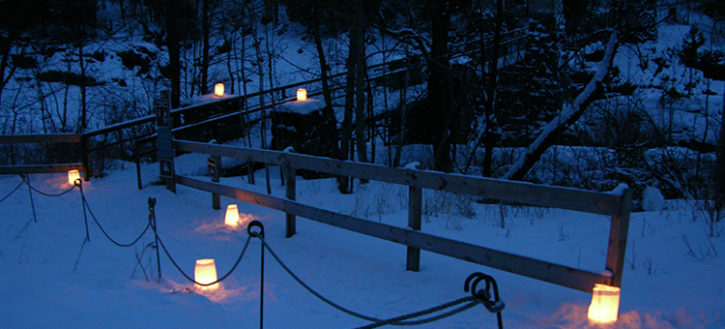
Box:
[1, 162, 723, 328]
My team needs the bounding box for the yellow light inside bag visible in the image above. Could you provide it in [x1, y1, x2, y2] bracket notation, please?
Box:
[588, 284, 620, 324]
[296, 88, 307, 101]
[194, 258, 220, 291]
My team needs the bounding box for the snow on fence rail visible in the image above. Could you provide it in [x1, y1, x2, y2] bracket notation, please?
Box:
[0, 134, 86, 176]
[171, 139, 632, 293]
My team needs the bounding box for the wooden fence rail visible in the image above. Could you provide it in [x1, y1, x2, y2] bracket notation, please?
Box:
[172, 139, 632, 292]
[0, 134, 86, 176]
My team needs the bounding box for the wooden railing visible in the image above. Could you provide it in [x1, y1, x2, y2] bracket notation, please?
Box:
[0, 134, 86, 176]
[172, 139, 632, 293]
[0, 28, 530, 183]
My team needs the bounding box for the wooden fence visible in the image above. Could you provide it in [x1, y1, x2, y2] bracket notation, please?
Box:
[172, 139, 632, 293]
[0, 134, 86, 176]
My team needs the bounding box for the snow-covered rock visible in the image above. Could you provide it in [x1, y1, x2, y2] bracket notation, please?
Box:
[642, 185, 665, 211]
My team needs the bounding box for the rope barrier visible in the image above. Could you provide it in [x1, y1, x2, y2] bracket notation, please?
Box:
[23, 179, 77, 197]
[355, 297, 479, 329]
[10, 178, 506, 328]
[79, 188, 151, 247]
[156, 234, 253, 288]
[0, 177, 24, 204]
[258, 234, 381, 322]
[253, 221, 503, 328]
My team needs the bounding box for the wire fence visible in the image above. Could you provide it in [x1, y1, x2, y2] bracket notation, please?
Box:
[9, 176, 505, 328]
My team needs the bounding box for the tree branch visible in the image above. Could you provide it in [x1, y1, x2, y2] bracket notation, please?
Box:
[504, 31, 619, 181]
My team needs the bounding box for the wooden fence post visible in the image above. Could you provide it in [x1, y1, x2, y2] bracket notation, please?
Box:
[247, 156, 255, 185]
[406, 186, 422, 271]
[285, 160, 296, 238]
[208, 155, 221, 209]
[134, 139, 142, 190]
[605, 186, 632, 287]
[155, 90, 175, 193]
[80, 134, 91, 181]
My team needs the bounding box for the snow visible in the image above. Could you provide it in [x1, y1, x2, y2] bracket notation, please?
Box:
[186, 92, 238, 105]
[2, 167, 724, 328]
[276, 99, 326, 115]
[403, 161, 421, 169]
[641, 186, 666, 211]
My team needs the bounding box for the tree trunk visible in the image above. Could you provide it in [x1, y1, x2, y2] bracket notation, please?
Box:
[201, 0, 210, 94]
[341, 8, 359, 192]
[166, 0, 181, 108]
[312, 21, 344, 191]
[0, 38, 11, 111]
[482, 0, 504, 177]
[717, 81, 725, 209]
[353, 0, 368, 167]
[79, 44, 87, 131]
[313, 25, 333, 111]
[428, 0, 452, 172]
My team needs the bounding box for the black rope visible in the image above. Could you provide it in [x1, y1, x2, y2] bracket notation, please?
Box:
[0, 177, 24, 204]
[156, 234, 253, 287]
[259, 236, 483, 327]
[465, 272, 505, 329]
[23, 180, 77, 197]
[258, 236, 381, 322]
[79, 191, 151, 247]
[356, 298, 479, 329]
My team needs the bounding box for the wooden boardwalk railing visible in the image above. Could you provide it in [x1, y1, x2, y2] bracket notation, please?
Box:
[0, 134, 86, 176]
[0, 27, 530, 182]
[172, 139, 632, 293]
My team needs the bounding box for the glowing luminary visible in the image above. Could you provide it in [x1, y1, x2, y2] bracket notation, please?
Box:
[588, 283, 620, 324]
[194, 258, 220, 291]
[214, 83, 225, 97]
[296, 88, 307, 101]
[225, 204, 240, 227]
[67, 169, 81, 185]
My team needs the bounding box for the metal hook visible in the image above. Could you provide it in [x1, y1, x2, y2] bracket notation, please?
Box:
[247, 220, 265, 238]
[464, 272, 505, 314]
[74, 178, 83, 187]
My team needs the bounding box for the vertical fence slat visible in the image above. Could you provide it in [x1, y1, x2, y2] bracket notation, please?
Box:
[134, 140, 142, 190]
[406, 186, 422, 271]
[81, 134, 91, 181]
[209, 155, 221, 209]
[285, 163, 296, 238]
[605, 187, 632, 288]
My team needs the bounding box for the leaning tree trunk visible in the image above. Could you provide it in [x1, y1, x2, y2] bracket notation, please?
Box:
[504, 32, 619, 181]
